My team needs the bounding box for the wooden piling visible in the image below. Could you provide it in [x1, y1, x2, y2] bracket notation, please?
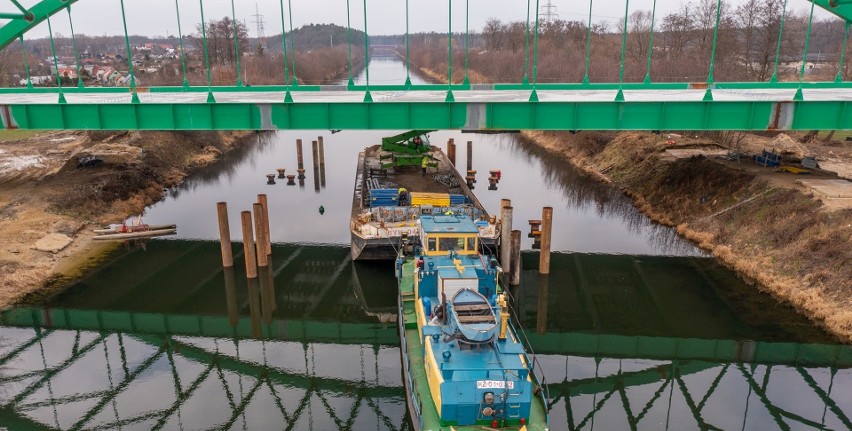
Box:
[241, 211, 258, 278]
[500, 203, 513, 273]
[296, 139, 304, 170]
[257, 194, 272, 256]
[216, 202, 233, 268]
[253, 203, 269, 267]
[447, 138, 456, 167]
[318, 136, 326, 188]
[510, 230, 521, 286]
[539, 207, 553, 274]
[224, 266, 238, 326]
[536, 274, 549, 335]
[467, 140, 473, 172]
[247, 277, 262, 338]
[312, 140, 320, 192]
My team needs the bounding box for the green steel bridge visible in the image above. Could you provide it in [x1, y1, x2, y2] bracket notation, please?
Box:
[1, 307, 851, 430]
[1, 0, 852, 131]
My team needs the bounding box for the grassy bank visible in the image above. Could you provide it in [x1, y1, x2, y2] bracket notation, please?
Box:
[523, 131, 852, 341]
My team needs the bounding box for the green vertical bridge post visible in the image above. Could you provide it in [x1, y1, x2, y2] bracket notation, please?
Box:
[0, 0, 852, 131]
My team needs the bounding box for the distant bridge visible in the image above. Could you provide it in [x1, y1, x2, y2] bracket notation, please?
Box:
[0, 0, 851, 131]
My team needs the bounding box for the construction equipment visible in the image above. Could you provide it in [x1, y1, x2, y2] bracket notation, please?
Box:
[380, 130, 435, 155]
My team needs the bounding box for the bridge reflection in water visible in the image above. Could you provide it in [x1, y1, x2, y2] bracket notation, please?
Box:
[0, 243, 850, 430]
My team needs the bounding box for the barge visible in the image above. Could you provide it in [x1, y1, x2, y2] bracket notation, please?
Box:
[350, 131, 497, 260]
[396, 214, 549, 430]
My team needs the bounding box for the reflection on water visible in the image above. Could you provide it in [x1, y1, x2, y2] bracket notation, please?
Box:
[1, 243, 850, 430]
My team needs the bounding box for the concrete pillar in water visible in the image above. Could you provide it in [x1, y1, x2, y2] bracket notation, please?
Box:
[500, 204, 513, 273]
[224, 266, 238, 327]
[510, 230, 521, 286]
[257, 194, 272, 256]
[539, 207, 553, 274]
[296, 139, 304, 172]
[536, 273, 549, 335]
[318, 136, 326, 188]
[216, 202, 233, 268]
[240, 211, 258, 279]
[312, 140, 320, 192]
[253, 203, 269, 268]
[467, 140, 473, 172]
[447, 138, 456, 167]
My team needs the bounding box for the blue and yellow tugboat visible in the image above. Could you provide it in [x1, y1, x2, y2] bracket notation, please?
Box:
[397, 214, 549, 430]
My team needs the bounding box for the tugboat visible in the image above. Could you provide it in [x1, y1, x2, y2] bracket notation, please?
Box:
[350, 130, 498, 260]
[396, 214, 549, 430]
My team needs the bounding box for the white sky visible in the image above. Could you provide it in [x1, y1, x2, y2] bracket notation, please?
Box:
[7, 0, 839, 40]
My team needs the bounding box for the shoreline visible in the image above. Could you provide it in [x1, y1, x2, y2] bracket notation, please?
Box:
[519, 130, 852, 342]
[0, 130, 260, 309]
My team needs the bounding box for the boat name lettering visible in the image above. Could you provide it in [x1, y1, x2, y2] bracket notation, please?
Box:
[476, 380, 514, 389]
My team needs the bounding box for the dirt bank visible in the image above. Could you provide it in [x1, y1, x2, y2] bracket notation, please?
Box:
[0, 129, 257, 307]
[522, 130, 852, 341]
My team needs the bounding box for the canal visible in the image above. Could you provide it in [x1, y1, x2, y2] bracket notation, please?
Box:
[1, 58, 850, 430]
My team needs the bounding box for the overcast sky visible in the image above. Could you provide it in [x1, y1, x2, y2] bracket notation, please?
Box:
[10, 0, 838, 40]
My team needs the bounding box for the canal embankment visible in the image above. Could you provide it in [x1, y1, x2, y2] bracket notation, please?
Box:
[521, 130, 852, 341]
[0, 129, 259, 306]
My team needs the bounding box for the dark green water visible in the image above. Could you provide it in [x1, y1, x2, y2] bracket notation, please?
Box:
[1, 60, 851, 430]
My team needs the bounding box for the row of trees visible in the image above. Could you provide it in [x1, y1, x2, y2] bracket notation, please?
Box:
[476, 0, 846, 83]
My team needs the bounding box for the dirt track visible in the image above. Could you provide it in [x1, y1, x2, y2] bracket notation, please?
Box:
[0, 130, 256, 307]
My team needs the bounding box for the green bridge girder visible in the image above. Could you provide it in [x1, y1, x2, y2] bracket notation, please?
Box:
[1, 85, 852, 131]
[4, 307, 852, 369]
[0, 1, 851, 131]
[810, 0, 852, 23]
[0, 0, 80, 50]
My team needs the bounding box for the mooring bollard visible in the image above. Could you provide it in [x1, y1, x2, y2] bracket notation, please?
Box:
[297, 168, 305, 179]
[241, 210, 258, 279]
[253, 203, 269, 268]
[217, 202, 233, 268]
[286, 174, 296, 185]
[539, 207, 553, 274]
[510, 230, 521, 286]
[488, 176, 498, 190]
[257, 194, 272, 256]
[467, 169, 477, 182]
[276, 168, 286, 178]
[500, 205, 513, 273]
[266, 174, 276, 185]
[467, 141, 473, 172]
[448, 138, 456, 167]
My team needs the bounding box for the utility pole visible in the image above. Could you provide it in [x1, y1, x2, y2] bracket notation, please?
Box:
[253, 3, 267, 52]
[541, 0, 558, 24]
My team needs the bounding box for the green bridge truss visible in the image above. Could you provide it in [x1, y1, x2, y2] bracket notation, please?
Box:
[1, 0, 852, 131]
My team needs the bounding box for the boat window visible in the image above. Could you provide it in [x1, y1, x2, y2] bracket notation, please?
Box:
[467, 237, 477, 251]
[427, 237, 436, 252]
[439, 237, 464, 251]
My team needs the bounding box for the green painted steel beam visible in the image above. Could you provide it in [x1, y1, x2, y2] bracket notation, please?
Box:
[527, 332, 852, 368]
[810, 0, 852, 22]
[0, 307, 399, 345]
[0, 0, 81, 50]
[2, 98, 852, 131]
